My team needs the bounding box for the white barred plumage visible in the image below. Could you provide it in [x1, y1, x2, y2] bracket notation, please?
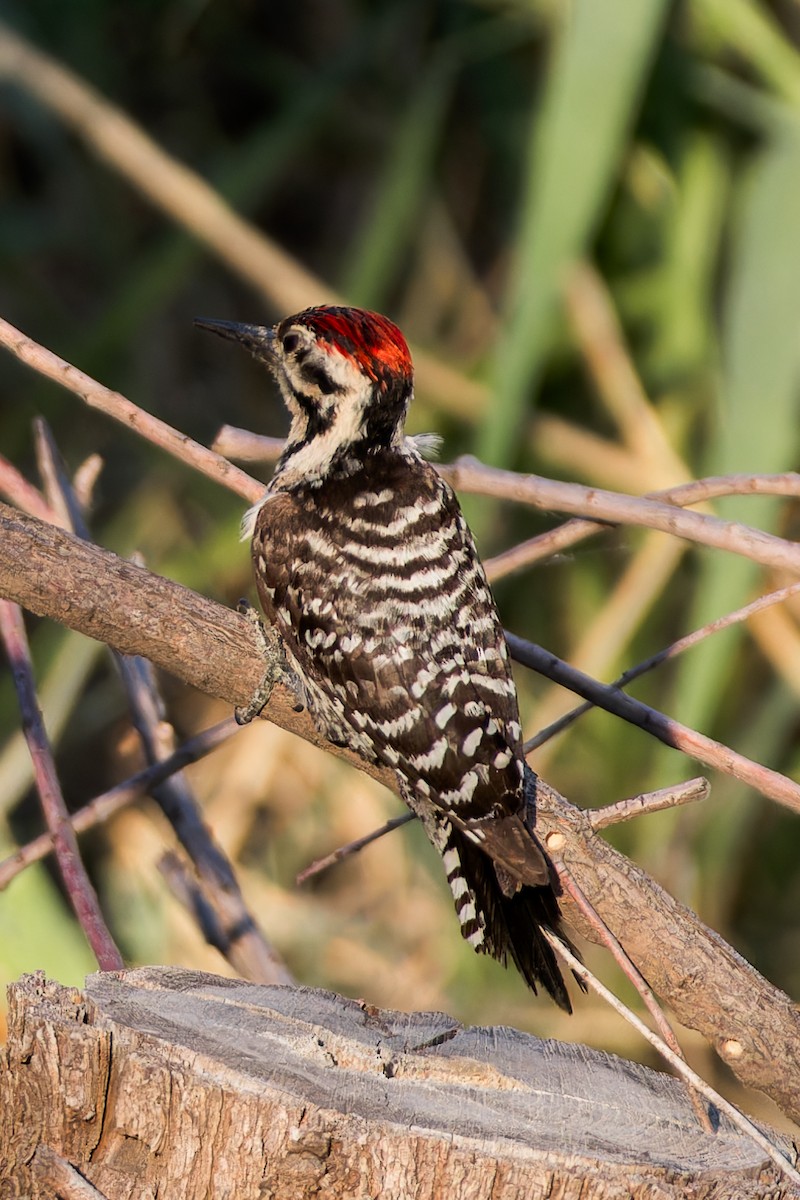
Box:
[197, 305, 579, 1010]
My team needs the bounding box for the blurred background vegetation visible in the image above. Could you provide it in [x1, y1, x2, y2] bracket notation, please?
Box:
[2, 0, 800, 1127]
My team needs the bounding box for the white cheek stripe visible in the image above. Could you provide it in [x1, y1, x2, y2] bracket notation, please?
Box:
[281, 389, 368, 480]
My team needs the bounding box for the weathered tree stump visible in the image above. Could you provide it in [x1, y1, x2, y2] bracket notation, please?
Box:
[0, 968, 795, 1199]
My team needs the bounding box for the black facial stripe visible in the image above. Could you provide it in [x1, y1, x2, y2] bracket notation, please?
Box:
[294, 391, 336, 441]
[359, 378, 411, 448]
[301, 361, 343, 395]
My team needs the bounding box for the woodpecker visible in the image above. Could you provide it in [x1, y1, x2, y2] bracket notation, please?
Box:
[197, 305, 577, 1010]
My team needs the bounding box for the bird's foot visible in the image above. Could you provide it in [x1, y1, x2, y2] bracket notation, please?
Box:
[235, 598, 305, 724]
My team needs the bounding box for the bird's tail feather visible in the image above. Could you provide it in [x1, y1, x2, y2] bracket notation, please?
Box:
[447, 827, 581, 1012]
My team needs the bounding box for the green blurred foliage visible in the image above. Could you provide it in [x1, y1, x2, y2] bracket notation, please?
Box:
[1, 0, 800, 1071]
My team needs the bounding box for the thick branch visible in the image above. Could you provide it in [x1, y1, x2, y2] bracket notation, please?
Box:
[0, 502, 390, 782]
[1, 500, 799, 1120]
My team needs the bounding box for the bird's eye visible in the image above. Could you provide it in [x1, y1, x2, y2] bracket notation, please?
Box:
[282, 332, 301, 354]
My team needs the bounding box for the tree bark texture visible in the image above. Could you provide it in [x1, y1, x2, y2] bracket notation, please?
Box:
[1, 501, 799, 1122]
[1, 969, 795, 1200]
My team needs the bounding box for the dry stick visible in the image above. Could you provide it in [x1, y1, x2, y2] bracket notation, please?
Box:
[0, 19, 485, 422]
[544, 931, 800, 1188]
[0, 720, 237, 890]
[551, 860, 713, 1134]
[214, 423, 800, 511]
[0, 317, 262, 504]
[447, 457, 800, 575]
[34, 419, 291, 986]
[0, 599, 123, 969]
[296, 814, 415, 886]
[296, 780, 711, 885]
[120, 650, 292, 985]
[30, 1146, 110, 1200]
[212, 426, 284, 463]
[295, 790, 710, 886]
[620, 581, 800, 683]
[478, 471, 800, 581]
[0, 452, 53, 522]
[589, 778, 710, 831]
[215, 422, 800, 519]
[525, 582, 800, 753]
[509, 633, 800, 814]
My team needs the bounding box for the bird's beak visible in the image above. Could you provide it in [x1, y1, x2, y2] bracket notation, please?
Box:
[194, 318, 277, 367]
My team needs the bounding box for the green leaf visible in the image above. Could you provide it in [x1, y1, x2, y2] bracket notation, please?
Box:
[669, 133, 800, 735]
[481, 0, 670, 466]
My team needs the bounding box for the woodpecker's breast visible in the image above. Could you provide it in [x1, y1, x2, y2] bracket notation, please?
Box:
[251, 452, 524, 819]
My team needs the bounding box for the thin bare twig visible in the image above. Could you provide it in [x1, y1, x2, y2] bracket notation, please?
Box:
[447, 457, 800, 576]
[211, 426, 284, 463]
[510, 633, 800, 813]
[119, 650, 291, 985]
[296, 813, 414, 886]
[0, 720, 237, 890]
[296, 781, 712, 882]
[621, 581, 800, 684]
[545, 932, 800, 1189]
[552, 860, 713, 1132]
[214, 420, 741, 591]
[589, 779, 710, 831]
[525, 583, 800, 751]
[0, 317, 262, 503]
[0, 599, 123, 969]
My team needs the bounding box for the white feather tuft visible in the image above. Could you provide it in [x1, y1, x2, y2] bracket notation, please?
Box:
[406, 432, 443, 460]
[240, 493, 271, 541]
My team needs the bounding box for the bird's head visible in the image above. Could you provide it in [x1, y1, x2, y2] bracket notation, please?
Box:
[196, 305, 414, 484]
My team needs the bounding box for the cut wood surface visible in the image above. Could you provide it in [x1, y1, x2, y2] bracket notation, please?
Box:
[0, 968, 795, 1199]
